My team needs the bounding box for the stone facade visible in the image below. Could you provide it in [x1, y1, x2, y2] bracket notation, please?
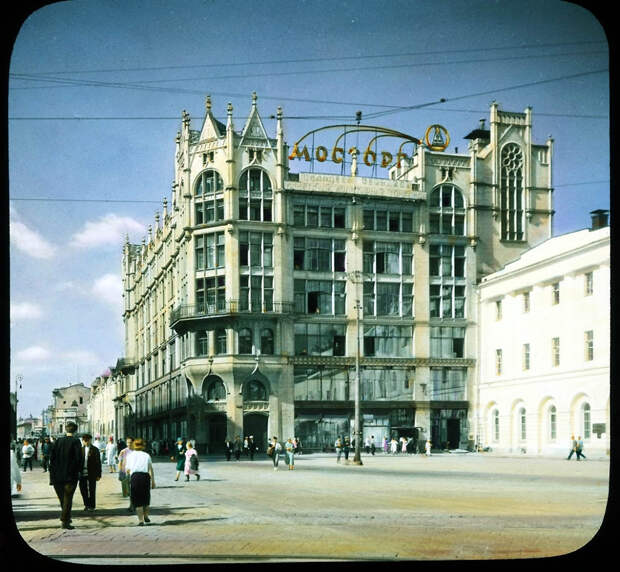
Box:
[49, 382, 90, 436]
[476, 220, 610, 457]
[112, 95, 553, 454]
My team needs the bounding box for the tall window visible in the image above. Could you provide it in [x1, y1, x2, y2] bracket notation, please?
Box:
[519, 407, 527, 440]
[243, 380, 268, 401]
[522, 343, 530, 371]
[194, 170, 224, 224]
[551, 282, 560, 305]
[551, 337, 560, 367]
[429, 244, 466, 318]
[500, 143, 524, 241]
[238, 169, 272, 221]
[261, 328, 274, 355]
[493, 409, 500, 441]
[363, 281, 413, 317]
[495, 349, 503, 375]
[195, 232, 225, 270]
[548, 405, 557, 440]
[239, 232, 272, 268]
[196, 276, 225, 313]
[215, 328, 227, 355]
[363, 241, 412, 275]
[585, 272, 594, 296]
[523, 291, 531, 313]
[238, 328, 253, 354]
[205, 378, 226, 401]
[196, 332, 209, 356]
[495, 300, 502, 320]
[240, 275, 273, 312]
[584, 330, 594, 361]
[429, 185, 466, 235]
[582, 403, 591, 439]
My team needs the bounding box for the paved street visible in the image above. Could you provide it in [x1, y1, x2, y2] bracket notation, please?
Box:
[10, 452, 609, 563]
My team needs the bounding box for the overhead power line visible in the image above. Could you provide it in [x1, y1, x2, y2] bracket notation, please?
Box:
[13, 39, 606, 76]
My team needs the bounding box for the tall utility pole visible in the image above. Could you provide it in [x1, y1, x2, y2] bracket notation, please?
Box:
[353, 299, 363, 465]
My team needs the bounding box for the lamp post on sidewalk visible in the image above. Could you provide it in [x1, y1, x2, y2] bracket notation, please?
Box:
[352, 299, 363, 465]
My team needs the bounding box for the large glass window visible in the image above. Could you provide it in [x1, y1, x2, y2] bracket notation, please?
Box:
[429, 367, 466, 400]
[293, 202, 346, 229]
[500, 143, 524, 241]
[294, 367, 349, 401]
[261, 328, 274, 355]
[430, 326, 465, 358]
[243, 379, 268, 401]
[429, 185, 466, 235]
[519, 407, 527, 440]
[295, 279, 345, 315]
[195, 276, 225, 313]
[239, 328, 253, 354]
[240, 232, 272, 268]
[429, 244, 466, 318]
[205, 377, 226, 401]
[363, 241, 412, 275]
[582, 403, 591, 439]
[294, 237, 346, 272]
[239, 169, 272, 221]
[194, 170, 224, 225]
[195, 232, 225, 270]
[363, 207, 414, 232]
[240, 275, 273, 312]
[584, 330, 594, 361]
[215, 328, 227, 355]
[361, 368, 412, 400]
[363, 281, 413, 317]
[294, 323, 346, 356]
[363, 325, 413, 357]
[548, 405, 557, 440]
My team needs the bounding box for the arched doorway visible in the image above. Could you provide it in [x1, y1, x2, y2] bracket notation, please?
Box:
[244, 413, 268, 454]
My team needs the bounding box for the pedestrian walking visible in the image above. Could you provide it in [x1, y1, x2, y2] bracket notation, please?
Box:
[401, 437, 408, 455]
[370, 435, 376, 456]
[285, 438, 295, 470]
[10, 446, 22, 497]
[248, 436, 256, 460]
[390, 437, 399, 455]
[21, 439, 35, 471]
[184, 441, 201, 481]
[105, 437, 117, 472]
[125, 438, 156, 526]
[383, 436, 389, 454]
[233, 436, 242, 461]
[151, 439, 160, 457]
[335, 437, 343, 463]
[425, 439, 432, 456]
[243, 436, 249, 457]
[364, 436, 371, 454]
[78, 433, 102, 512]
[576, 436, 587, 460]
[15, 440, 23, 466]
[172, 438, 186, 481]
[295, 436, 302, 455]
[224, 438, 233, 461]
[49, 421, 83, 530]
[567, 435, 578, 460]
[343, 437, 351, 461]
[117, 436, 135, 510]
[268, 436, 282, 470]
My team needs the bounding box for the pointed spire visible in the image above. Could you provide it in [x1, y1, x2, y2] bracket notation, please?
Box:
[205, 95, 212, 113]
[148, 225, 152, 242]
[154, 211, 160, 230]
[252, 91, 258, 109]
[227, 102, 233, 131]
[162, 197, 168, 219]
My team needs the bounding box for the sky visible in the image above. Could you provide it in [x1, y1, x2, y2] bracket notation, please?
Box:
[8, 0, 609, 419]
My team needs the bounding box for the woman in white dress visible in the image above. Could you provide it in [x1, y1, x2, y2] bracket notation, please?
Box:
[105, 437, 118, 472]
[125, 438, 156, 526]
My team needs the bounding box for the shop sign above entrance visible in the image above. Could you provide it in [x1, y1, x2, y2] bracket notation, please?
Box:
[288, 123, 450, 171]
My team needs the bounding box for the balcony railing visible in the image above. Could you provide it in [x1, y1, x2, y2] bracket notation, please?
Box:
[170, 300, 295, 324]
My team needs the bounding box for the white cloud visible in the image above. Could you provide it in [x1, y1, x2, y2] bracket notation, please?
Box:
[92, 273, 123, 306]
[60, 350, 101, 366]
[11, 302, 43, 321]
[10, 214, 56, 259]
[70, 213, 145, 249]
[16, 345, 52, 362]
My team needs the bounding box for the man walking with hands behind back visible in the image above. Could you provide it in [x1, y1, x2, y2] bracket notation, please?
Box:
[49, 421, 83, 529]
[78, 433, 102, 512]
[567, 435, 578, 460]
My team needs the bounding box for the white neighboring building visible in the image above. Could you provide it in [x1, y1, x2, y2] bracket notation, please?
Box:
[476, 212, 610, 458]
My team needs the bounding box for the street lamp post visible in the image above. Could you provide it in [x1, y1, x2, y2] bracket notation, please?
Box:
[353, 299, 363, 465]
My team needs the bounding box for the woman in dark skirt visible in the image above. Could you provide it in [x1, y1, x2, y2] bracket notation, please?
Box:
[125, 438, 156, 526]
[171, 438, 186, 481]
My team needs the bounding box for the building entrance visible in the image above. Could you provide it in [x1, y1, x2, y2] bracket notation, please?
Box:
[243, 413, 268, 454]
[447, 418, 460, 449]
[207, 414, 227, 454]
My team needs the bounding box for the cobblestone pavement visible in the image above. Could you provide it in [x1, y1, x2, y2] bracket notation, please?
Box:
[10, 452, 609, 563]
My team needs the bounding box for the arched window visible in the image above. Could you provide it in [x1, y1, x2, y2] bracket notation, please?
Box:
[582, 403, 591, 439]
[261, 328, 274, 355]
[238, 169, 273, 221]
[500, 143, 524, 241]
[519, 407, 527, 440]
[429, 185, 466, 235]
[194, 170, 224, 224]
[239, 328, 253, 354]
[205, 377, 227, 401]
[548, 405, 557, 441]
[243, 379, 267, 401]
[493, 409, 500, 442]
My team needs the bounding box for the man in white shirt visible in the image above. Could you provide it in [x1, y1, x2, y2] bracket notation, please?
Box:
[21, 440, 35, 471]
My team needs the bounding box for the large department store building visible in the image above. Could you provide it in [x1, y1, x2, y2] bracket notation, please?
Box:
[115, 94, 554, 453]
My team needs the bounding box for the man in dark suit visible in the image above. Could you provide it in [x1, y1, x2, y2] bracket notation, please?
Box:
[49, 421, 83, 529]
[78, 433, 102, 512]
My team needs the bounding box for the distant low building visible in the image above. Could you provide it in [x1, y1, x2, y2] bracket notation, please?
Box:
[87, 369, 119, 440]
[16, 415, 43, 440]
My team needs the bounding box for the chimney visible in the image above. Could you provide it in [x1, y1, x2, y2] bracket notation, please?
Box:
[590, 209, 609, 230]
